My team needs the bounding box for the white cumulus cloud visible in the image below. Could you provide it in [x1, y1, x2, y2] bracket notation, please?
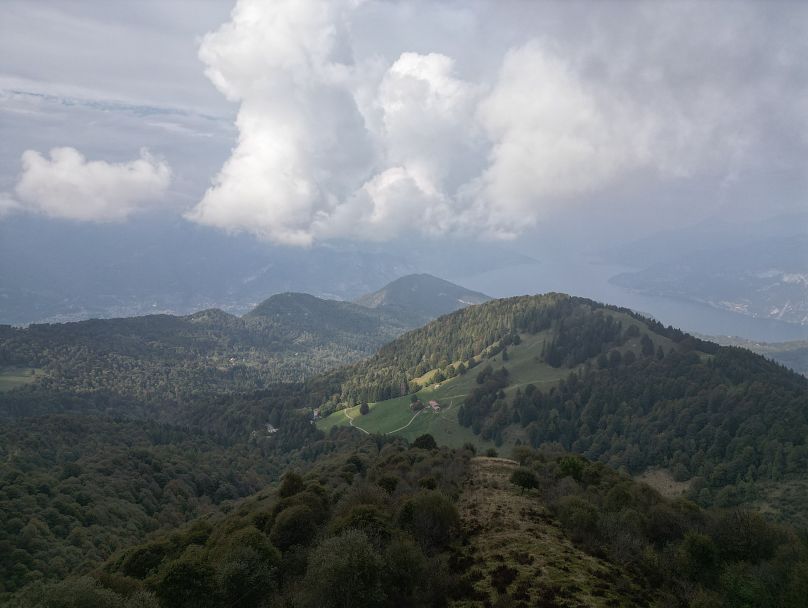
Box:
[185, 0, 808, 245]
[12, 147, 171, 222]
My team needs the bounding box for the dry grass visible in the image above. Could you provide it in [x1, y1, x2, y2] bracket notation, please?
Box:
[451, 457, 651, 607]
[634, 468, 691, 499]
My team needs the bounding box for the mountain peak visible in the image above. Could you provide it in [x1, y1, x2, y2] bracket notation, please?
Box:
[354, 274, 490, 322]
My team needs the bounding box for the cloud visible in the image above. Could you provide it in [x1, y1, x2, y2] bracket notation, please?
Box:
[13, 147, 171, 222]
[0, 192, 22, 218]
[186, 0, 808, 245]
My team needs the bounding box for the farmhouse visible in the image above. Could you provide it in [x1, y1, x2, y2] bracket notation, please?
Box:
[428, 400, 441, 412]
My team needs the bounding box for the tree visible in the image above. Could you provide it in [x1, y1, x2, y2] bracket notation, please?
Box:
[641, 334, 654, 357]
[377, 475, 399, 495]
[154, 550, 218, 608]
[269, 505, 318, 549]
[278, 472, 305, 498]
[359, 402, 370, 416]
[412, 434, 437, 450]
[213, 527, 280, 608]
[509, 467, 538, 494]
[301, 530, 384, 608]
[382, 538, 428, 606]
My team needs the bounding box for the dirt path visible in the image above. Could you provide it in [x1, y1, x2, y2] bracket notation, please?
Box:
[343, 409, 369, 435]
[387, 409, 425, 434]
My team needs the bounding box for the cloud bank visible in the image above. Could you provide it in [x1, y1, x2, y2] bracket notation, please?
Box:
[11, 147, 171, 222]
[184, 0, 808, 245]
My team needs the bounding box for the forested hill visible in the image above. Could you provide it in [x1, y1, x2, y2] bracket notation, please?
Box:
[318, 293, 808, 526]
[28, 441, 808, 608]
[354, 273, 491, 324]
[0, 294, 410, 415]
[321, 292, 718, 405]
[0, 276, 489, 414]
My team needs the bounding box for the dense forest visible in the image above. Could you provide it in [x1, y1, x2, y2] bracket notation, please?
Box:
[0, 391, 339, 602]
[0, 293, 416, 418]
[459, 347, 808, 522]
[16, 438, 808, 608]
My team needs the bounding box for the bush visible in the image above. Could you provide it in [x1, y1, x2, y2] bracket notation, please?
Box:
[278, 472, 305, 498]
[412, 434, 437, 450]
[509, 468, 538, 494]
[398, 492, 459, 552]
[555, 496, 598, 543]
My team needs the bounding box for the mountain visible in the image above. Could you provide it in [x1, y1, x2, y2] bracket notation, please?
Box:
[354, 273, 491, 324]
[0, 277, 487, 420]
[318, 293, 808, 527]
[610, 235, 808, 326]
[0, 217, 528, 326]
[245, 292, 410, 337]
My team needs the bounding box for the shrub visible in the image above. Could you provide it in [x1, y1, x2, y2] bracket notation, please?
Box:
[509, 468, 538, 494]
[412, 434, 437, 450]
[398, 491, 460, 552]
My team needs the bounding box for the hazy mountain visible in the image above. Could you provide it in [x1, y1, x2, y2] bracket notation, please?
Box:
[0, 217, 528, 326]
[354, 273, 491, 325]
[610, 235, 808, 325]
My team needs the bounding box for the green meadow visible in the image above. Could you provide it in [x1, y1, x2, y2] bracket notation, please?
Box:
[317, 331, 572, 448]
[0, 367, 42, 392]
[317, 311, 673, 449]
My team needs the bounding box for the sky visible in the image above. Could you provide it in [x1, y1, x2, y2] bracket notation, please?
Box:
[1, 0, 807, 251]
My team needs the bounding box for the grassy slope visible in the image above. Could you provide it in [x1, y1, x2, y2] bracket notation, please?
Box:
[318, 310, 675, 450]
[452, 457, 654, 607]
[0, 367, 42, 392]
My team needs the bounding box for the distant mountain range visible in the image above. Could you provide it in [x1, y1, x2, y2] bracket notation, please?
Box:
[0, 274, 490, 414]
[610, 235, 808, 326]
[0, 217, 522, 325]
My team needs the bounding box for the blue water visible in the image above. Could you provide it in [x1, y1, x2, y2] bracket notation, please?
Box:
[458, 259, 808, 343]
